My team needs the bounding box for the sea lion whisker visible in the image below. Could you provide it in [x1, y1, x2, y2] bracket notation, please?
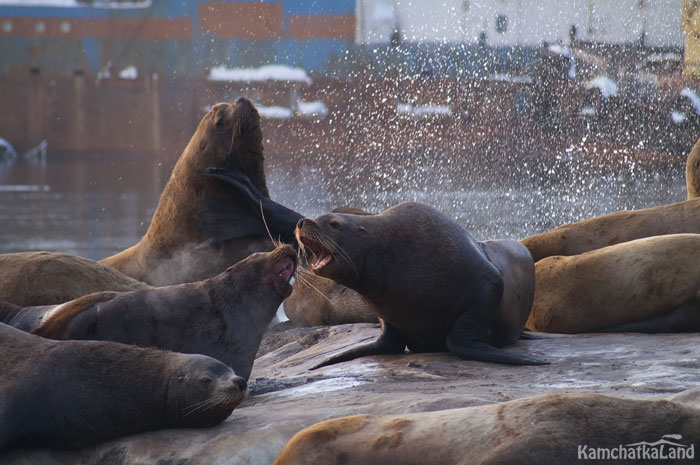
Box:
[295, 273, 333, 304]
[259, 200, 280, 248]
[182, 394, 225, 416]
[316, 234, 358, 276]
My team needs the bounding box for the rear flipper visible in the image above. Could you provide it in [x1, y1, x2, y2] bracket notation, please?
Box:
[311, 320, 406, 370]
[197, 167, 304, 245]
[595, 302, 700, 333]
[446, 336, 549, 365]
[518, 331, 545, 340]
[447, 276, 549, 366]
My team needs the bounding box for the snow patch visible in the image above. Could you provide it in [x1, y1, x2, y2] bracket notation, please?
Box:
[118, 65, 138, 80]
[413, 105, 452, 117]
[671, 110, 687, 124]
[680, 87, 700, 115]
[256, 105, 293, 120]
[585, 76, 618, 99]
[490, 74, 533, 84]
[398, 103, 452, 117]
[547, 44, 573, 58]
[297, 100, 328, 117]
[0, 0, 151, 7]
[208, 65, 312, 85]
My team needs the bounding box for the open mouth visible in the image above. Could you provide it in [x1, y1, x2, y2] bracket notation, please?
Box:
[299, 236, 333, 272]
[272, 255, 297, 297]
[273, 256, 296, 282]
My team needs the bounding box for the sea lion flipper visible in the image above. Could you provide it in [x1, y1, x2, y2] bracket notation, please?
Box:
[518, 331, 544, 340]
[311, 320, 406, 370]
[446, 335, 549, 365]
[595, 302, 700, 334]
[197, 168, 304, 244]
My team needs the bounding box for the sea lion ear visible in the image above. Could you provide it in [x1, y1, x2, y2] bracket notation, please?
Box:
[357, 226, 368, 233]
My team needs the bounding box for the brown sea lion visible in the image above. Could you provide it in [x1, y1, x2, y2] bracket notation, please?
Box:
[295, 201, 545, 366]
[527, 234, 700, 333]
[687, 136, 700, 200]
[273, 392, 700, 465]
[0, 98, 270, 306]
[15, 245, 297, 380]
[100, 98, 272, 285]
[0, 322, 247, 451]
[0, 251, 151, 307]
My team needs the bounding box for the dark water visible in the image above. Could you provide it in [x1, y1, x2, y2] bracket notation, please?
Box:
[0, 148, 687, 261]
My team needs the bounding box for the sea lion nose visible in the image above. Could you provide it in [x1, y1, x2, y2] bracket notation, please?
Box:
[296, 218, 308, 230]
[232, 376, 247, 392]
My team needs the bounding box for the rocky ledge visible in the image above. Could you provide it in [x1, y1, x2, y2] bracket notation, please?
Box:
[3, 323, 700, 464]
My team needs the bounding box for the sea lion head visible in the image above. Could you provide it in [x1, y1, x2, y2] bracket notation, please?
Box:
[167, 353, 247, 428]
[295, 213, 371, 290]
[222, 243, 298, 299]
[188, 98, 268, 196]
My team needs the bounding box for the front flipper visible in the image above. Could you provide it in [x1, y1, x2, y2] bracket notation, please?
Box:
[197, 167, 304, 244]
[595, 302, 700, 333]
[311, 320, 406, 370]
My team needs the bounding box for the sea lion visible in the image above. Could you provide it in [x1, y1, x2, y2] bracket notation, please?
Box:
[284, 273, 378, 326]
[0, 98, 269, 305]
[687, 136, 700, 200]
[520, 197, 700, 263]
[273, 392, 700, 465]
[100, 98, 272, 285]
[0, 323, 247, 451]
[0, 251, 151, 307]
[198, 167, 377, 326]
[295, 201, 545, 366]
[17, 245, 297, 380]
[527, 234, 700, 333]
[522, 139, 700, 263]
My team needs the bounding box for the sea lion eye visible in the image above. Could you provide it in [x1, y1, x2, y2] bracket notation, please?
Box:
[215, 112, 226, 128]
[357, 226, 367, 233]
[177, 376, 185, 383]
[329, 220, 341, 229]
[200, 377, 212, 386]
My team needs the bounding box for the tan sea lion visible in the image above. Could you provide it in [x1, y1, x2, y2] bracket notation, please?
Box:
[273, 392, 700, 465]
[295, 202, 545, 366]
[0, 251, 151, 307]
[527, 234, 700, 333]
[0, 98, 273, 306]
[0, 323, 247, 451]
[13, 245, 297, 380]
[520, 197, 700, 263]
[100, 98, 272, 285]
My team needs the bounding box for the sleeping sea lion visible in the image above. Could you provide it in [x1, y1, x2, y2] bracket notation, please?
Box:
[0, 323, 246, 451]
